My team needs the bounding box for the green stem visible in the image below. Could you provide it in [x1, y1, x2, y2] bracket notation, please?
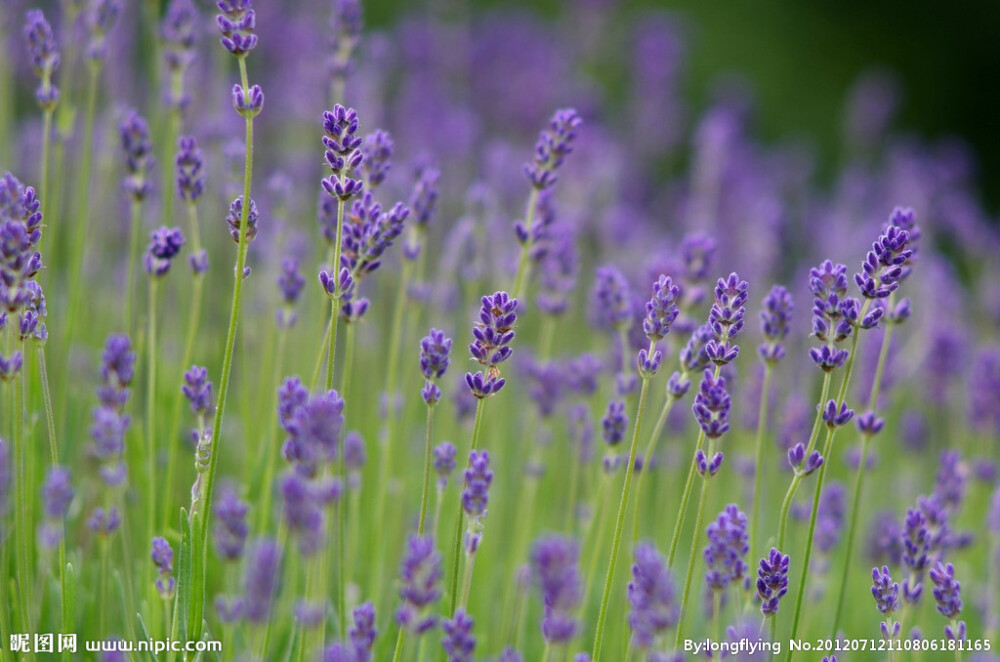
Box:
[632, 388, 681, 543]
[674, 439, 715, 647]
[391, 627, 406, 662]
[830, 310, 896, 637]
[418, 404, 436, 535]
[449, 398, 486, 615]
[191, 55, 256, 644]
[667, 363, 723, 567]
[337, 322, 356, 638]
[592, 367, 652, 661]
[255, 328, 288, 535]
[12, 335, 32, 634]
[125, 199, 143, 336]
[510, 187, 540, 301]
[785, 307, 867, 662]
[39, 107, 53, 256]
[749, 365, 774, 561]
[147, 278, 159, 584]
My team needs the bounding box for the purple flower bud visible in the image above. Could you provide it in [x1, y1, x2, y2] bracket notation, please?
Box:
[704, 505, 749, 590]
[889, 298, 911, 324]
[759, 285, 793, 363]
[692, 370, 731, 439]
[787, 443, 824, 476]
[242, 538, 280, 623]
[591, 266, 632, 331]
[708, 272, 749, 341]
[0, 352, 23, 382]
[643, 275, 681, 342]
[601, 400, 628, 446]
[176, 136, 205, 202]
[442, 609, 475, 662]
[870, 564, 899, 616]
[628, 543, 678, 648]
[88, 506, 121, 535]
[637, 347, 662, 377]
[350, 601, 377, 661]
[525, 109, 582, 190]
[409, 166, 440, 227]
[462, 450, 493, 519]
[809, 345, 849, 372]
[396, 535, 442, 635]
[120, 110, 154, 201]
[181, 365, 213, 416]
[41, 465, 74, 523]
[217, 0, 258, 55]
[232, 83, 264, 117]
[212, 484, 248, 561]
[679, 324, 713, 373]
[856, 410, 885, 436]
[361, 130, 394, 189]
[666, 371, 690, 399]
[531, 535, 581, 643]
[86, 0, 123, 61]
[695, 450, 724, 477]
[822, 400, 855, 427]
[420, 328, 452, 380]
[226, 196, 258, 244]
[189, 249, 209, 275]
[144, 226, 185, 277]
[757, 548, 790, 616]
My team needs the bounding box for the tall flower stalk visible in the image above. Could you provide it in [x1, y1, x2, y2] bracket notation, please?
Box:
[418, 329, 452, 535]
[185, 0, 263, 645]
[830, 208, 919, 636]
[592, 274, 679, 660]
[785, 213, 914, 660]
[667, 273, 749, 567]
[448, 292, 518, 615]
[23, 9, 60, 252]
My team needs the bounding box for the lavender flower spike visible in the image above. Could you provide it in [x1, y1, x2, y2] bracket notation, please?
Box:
[152, 537, 176, 599]
[704, 505, 749, 591]
[756, 548, 789, 616]
[144, 227, 185, 277]
[531, 535, 582, 644]
[420, 328, 452, 405]
[692, 370, 731, 439]
[525, 108, 583, 190]
[706, 272, 749, 365]
[24, 9, 60, 109]
[442, 609, 476, 662]
[628, 543, 679, 648]
[396, 535, 443, 634]
[465, 291, 518, 398]
[433, 442, 457, 488]
[871, 565, 899, 615]
[929, 561, 962, 619]
[217, 0, 258, 56]
[759, 285, 793, 363]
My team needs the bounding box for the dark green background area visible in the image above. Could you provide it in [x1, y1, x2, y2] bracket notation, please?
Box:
[366, 0, 1000, 212]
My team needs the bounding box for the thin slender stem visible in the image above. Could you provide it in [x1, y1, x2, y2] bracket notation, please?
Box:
[510, 187, 540, 301]
[12, 335, 32, 634]
[146, 277, 159, 610]
[831, 309, 896, 637]
[674, 439, 714, 647]
[449, 398, 486, 615]
[632, 390, 680, 542]
[592, 369, 652, 661]
[460, 550, 477, 610]
[749, 365, 774, 561]
[39, 108, 53, 256]
[391, 626, 406, 662]
[776, 475, 802, 552]
[785, 308, 867, 662]
[192, 55, 256, 644]
[418, 404, 436, 535]
[256, 328, 288, 534]
[38, 347, 66, 647]
[667, 364, 723, 567]
[125, 199, 144, 335]
[337, 322, 356, 638]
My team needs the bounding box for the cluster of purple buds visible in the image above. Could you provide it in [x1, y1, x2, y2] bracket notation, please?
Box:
[343, 432, 366, 491]
[601, 400, 628, 447]
[703, 505, 749, 591]
[855, 208, 916, 299]
[666, 324, 713, 400]
[420, 328, 452, 405]
[276, 257, 305, 329]
[901, 506, 929, 604]
[759, 285, 793, 363]
[322, 105, 365, 203]
[280, 386, 345, 477]
[217, 0, 257, 55]
[161, 0, 197, 105]
[120, 110, 154, 202]
[396, 535, 443, 634]
[671, 233, 716, 333]
[535, 221, 579, 316]
[348, 601, 377, 662]
[756, 548, 789, 616]
[695, 449, 724, 478]
[787, 443, 824, 476]
[405, 166, 441, 260]
[212, 484, 248, 561]
[706, 273, 748, 365]
[466, 291, 518, 398]
[182, 365, 213, 417]
[280, 470, 340, 556]
[152, 537, 176, 599]
[462, 450, 493, 554]
[362, 130, 393, 189]
[434, 442, 457, 489]
[86, 0, 123, 62]
[808, 261, 864, 371]
[638, 274, 681, 376]
[929, 562, 963, 624]
[627, 543, 678, 648]
[531, 535, 582, 644]
[90, 335, 135, 496]
[442, 609, 475, 662]
[822, 400, 855, 428]
[591, 266, 633, 331]
[241, 539, 280, 623]
[525, 108, 582, 190]
[856, 411, 885, 437]
[871, 565, 901, 639]
[144, 227, 185, 277]
[226, 196, 258, 245]
[1, 173, 44, 318]
[232, 83, 264, 119]
[176, 136, 205, 204]
[692, 370, 731, 440]
[23, 10, 60, 110]
[38, 466, 74, 548]
[327, 0, 363, 79]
